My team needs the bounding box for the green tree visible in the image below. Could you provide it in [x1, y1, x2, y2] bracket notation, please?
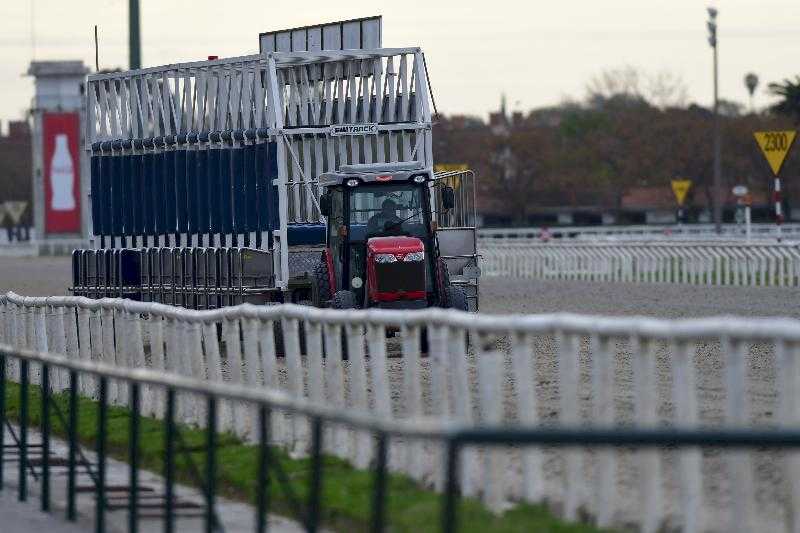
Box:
[768, 76, 800, 125]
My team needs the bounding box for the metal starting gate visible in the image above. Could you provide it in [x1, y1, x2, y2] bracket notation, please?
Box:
[84, 47, 433, 291]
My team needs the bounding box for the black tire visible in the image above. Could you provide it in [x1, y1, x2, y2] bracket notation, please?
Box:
[436, 258, 451, 307]
[330, 290, 357, 360]
[445, 285, 469, 311]
[331, 290, 357, 309]
[311, 261, 332, 307]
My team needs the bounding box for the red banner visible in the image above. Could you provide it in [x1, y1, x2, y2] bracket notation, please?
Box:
[43, 112, 81, 234]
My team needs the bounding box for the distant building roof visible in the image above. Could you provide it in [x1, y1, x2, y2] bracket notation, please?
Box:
[621, 185, 676, 210]
[27, 61, 89, 78]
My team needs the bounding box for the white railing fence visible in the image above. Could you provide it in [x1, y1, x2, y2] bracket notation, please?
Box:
[478, 223, 800, 243]
[480, 241, 800, 287]
[2, 292, 800, 532]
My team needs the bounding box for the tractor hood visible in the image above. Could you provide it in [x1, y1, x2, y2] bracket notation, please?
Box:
[366, 236, 426, 304]
[366, 236, 424, 256]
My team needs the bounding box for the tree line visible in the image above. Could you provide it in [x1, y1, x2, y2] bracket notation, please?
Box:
[432, 73, 800, 226]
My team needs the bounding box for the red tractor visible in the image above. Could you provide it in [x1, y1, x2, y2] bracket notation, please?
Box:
[310, 163, 479, 312]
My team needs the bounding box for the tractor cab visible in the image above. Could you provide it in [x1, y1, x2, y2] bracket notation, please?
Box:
[313, 162, 464, 310]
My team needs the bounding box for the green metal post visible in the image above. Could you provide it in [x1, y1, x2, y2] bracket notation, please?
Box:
[128, 0, 141, 69]
[165, 388, 175, 533]
[256, 405, 271, 533]
[370, 433, 388, 533]
[129, 383, 140, 533]
[41, 364, 50, 512]
[67, 370, 78, 521]
[0, 353, 6, 490]
[205, 396, 217, 533]
[19, 360, 28, 502]
[96, 377, 107, 533]
[307, 418, 324, 533]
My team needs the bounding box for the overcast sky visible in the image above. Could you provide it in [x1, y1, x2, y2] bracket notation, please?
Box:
[1, 0, 799, 124]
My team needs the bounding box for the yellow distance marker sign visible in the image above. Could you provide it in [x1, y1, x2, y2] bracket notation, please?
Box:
[434, 164, 469, 173]
[671, 179, 692, 206]
[754, 130, 797, 176]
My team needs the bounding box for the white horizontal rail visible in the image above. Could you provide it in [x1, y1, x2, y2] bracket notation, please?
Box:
[2, 291, 800, 532]
[478, 223, 800, 242]
[480, 241, 800, 287]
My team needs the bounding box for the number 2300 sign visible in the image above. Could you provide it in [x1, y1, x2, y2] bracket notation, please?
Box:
[763, 131, 790, 152]
[754, 130, 797, 176]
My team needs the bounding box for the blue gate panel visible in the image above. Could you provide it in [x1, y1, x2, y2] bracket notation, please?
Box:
[196, 149, 209, 235]
[100, 155, 112, 241]
[186, 149, 198, 234]
[121, 153, 133, 237]
[232, 146, 246, 234]
[111, 155, 124, 237]
[143, 153, 156, 238]
[243, 144, 258, 233]
[153, 151, 164, 235]
[164, 150, 177, 235]
[219, 147, 233, 234]
[175, 149, 188, 235]
[131, 154, 143, 236]
[255, 141, 279, 231]
[90, 155, 103, 237]
[207, 148, 220, 234]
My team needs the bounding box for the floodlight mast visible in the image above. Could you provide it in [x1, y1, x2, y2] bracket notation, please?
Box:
[707, 6, 722, 234]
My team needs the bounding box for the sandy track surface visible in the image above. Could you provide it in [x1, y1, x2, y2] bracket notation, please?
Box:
[3, 255, 799, 318]
[2, 256, 798, 531]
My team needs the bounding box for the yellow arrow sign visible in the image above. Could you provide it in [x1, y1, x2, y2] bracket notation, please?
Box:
[671, 179, 692, 206]
[754, 130, 797, 176]
[3, 201, 28, 225]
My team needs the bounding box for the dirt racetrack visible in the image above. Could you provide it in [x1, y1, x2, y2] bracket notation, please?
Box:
[2, 255, 800, 319]
[2, 255, 799, 531]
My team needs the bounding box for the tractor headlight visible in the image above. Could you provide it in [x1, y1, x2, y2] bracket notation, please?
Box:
[403, 251, 425, 262]
[346, 178, 359, 187]
[374, 253, 397, 263]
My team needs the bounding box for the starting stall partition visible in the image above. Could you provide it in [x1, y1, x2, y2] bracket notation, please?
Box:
[75, 48, 434, 306]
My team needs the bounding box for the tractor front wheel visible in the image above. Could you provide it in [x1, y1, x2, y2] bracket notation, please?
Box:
[311, 261, 332, 307]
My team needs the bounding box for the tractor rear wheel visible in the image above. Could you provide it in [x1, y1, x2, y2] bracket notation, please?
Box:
[331, 290, 357, 309]
[311, 261, 332, 307]
[445, 285, 469, 311]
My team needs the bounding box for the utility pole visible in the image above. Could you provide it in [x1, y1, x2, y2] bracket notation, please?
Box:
[707, 7, 722, 233]
[129, 0, 141, 69]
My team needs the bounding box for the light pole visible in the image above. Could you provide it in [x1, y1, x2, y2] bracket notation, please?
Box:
[707, 7, 722, 233]
[129, 0, 141, 69]
[744, 73, 759, 114]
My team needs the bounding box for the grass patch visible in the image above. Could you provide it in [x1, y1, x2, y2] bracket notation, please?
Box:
[3, 380, 609, 532]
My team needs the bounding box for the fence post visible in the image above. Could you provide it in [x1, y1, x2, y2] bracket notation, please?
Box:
[346, 323, 370, 468]
[478, 350, 505, 512]
[673, 339, 701, 533]
[633, 336, 662, 532]
[281, 317, 305, 454]
[400, 324, 424, 480]
[510, 332, 543, 503]
[779, 340, 800, 533]
[723, 337, 754, 533]
[591, 334, 615, 527]
[558, 330, 583, 521]
[451, 326, 478, 498]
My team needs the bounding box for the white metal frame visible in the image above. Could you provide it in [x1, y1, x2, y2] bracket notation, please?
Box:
[85, 48, 434, 289]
